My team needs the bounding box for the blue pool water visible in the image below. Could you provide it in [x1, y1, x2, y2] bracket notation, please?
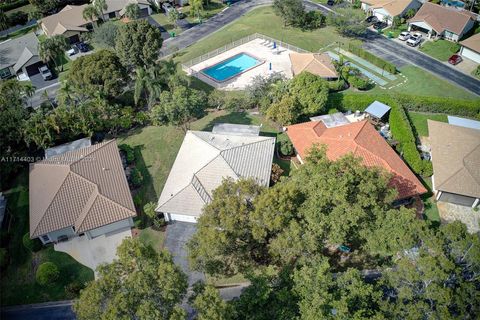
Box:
[201, 53, 262, 82]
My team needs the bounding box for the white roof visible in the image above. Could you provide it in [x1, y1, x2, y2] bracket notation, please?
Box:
[156, 130, 276, 217]
[447, 116, 480, 130]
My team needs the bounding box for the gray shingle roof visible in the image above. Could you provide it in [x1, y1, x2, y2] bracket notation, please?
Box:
[0, 33, 39, 70]
[156, 130, 276, 217]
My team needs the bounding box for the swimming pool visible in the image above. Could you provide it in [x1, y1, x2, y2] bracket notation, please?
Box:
[201, 53, 264, 82]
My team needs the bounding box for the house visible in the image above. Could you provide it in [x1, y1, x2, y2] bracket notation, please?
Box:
[428, 120, 479, 208]
[408, 2, 476, 41]
[29, 139, 136, 244]
[39, 5, 95, 43]
[459, 33, 480, 63]
[289, 52, 338, 80]
[364, 101, 391, 121]
[286, 119, 427, 200]
[0, 33, 42, 80]
[101, 0, 152, 20]
[361, 0, 422, 25]
[156, 124, 276, 223]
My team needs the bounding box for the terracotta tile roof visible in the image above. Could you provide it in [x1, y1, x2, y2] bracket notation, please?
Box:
[363, 0, 416, 17]
[286, 120, 427, 199]
[428, 120, 480, 198]
[29, 140, 136, 238]
[409, 2, 475, 35]
[289, 53, 338, 78]
[40, 4, 93, 37]
[460, 32, 480, 53]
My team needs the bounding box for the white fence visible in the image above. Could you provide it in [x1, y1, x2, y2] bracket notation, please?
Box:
[181, 33, 309, 69]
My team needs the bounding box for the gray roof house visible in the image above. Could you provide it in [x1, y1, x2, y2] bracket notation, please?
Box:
[102, 0, 153, 20]
[0, 33, 42, 80]
[156, 124, 276, 223]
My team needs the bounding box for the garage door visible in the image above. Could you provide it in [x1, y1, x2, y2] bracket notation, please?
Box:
[439, 192, 476, 207]
[139, 8, 149, 18]
[461, 47, 480, 64]
[69, 34, 80, 44]
[25, 61, 44, 76]
[165, 213, 198, 223]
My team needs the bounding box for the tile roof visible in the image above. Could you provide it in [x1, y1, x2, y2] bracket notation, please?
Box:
[29, 140, 136, 237]
[409, 2, 475, 35]
[460, 32, 480, 54]
[428, 120, 480, 198]
[363, 0, 418, 17]
[286, 120, 427, 199]
[40, 4, 93, 37]
[156, 130, 276, 217]
[0, 33, 39, 70]
[289, 53, 338, 78]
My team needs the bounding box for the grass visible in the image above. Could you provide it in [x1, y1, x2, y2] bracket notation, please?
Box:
[174, 6, 361, 64]
[421, 177, 440, 225]
[151, 13, 183, 36]
[408, 112, 448, 137]
[138, 227, 166, 254]
[388, 24, 408, 38]
[0, 173, 94, 306]
[183, 0, 227, 24]
[419, 39, 460, 61]
[207, 273, 248, 286]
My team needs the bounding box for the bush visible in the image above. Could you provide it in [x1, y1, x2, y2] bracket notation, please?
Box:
[271, 163, 284, 184]
[302, 11, 325, 30]
[65, 281, 85, 299]
[347, 44, 397, 74]
[0, 0, 29, 12]
[326, 92, 380, 112]
[23, 232, 42, 252]
[348, 75, 370, 90]
[421, 160, 433, 177]
[473, 66, 480, 79]
[0, 248, 8, 268]
[280, 140, 294, 156]
[7, 10, 28, 27]
[328, 79, 346, 92]
[130, 167, 143, 188]
[119, 144, 135, 164]
[36, 262, 60, 286]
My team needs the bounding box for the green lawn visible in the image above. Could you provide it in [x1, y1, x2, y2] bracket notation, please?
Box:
[388, 24, 408, 38]
[421, 177, 440, 226]
[0, 173, 94, 306]
[139, 227, 166, 254]
[174, 6, 361, 63]
[151, 13, 183, 36]
[183, 0, 227, 25]
[419, 39, 460, 61]
[408, 112, 448, 137]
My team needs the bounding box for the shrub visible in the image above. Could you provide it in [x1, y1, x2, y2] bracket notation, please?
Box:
[119, 144, 135, 164]
[347, 44, 397, 74]
[348, 75, 370, 90]
[421, 160, 433, 177]
[0, 248, 8, 268]
[326, 92, 380, 112]
[302, 11, 325, 30]
[36, 262, 60, 286]
[65, 281, 85, 299]
[328, 79, 345, 92]
[280, 140, 294, 156]
[271, 163, 284, 184]
[23, 232, 42, 252]
[0, 0, 29, 12]
[7, 11, 28, 27]
[474, 66, 480, 79]
[130, 168, 143, 188]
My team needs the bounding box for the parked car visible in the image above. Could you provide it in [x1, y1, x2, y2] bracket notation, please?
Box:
[75, 42, 89, 53]
[38, 65, 53, 80]
[66, 46, 79, 56]
[327, 0, 335, 5]
[448, 54, 463, 65]
[373, 22, 387, 30]
[162, 2, 173, 14]
[365, 16, 379, 24]
[406, 33, 422, 47]
[398, 31, 411, 41]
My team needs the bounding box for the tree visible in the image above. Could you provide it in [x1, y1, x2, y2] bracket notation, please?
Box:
[289, 71, 329, 115]
[38, 35, 70, 72]
[168, 9, 180, 29]
[134, 65, 164, 108]
[150, 85, 207, 132]
[29, 0, 57, 14]
[115, 19, 163, 68]
[36, 262, 60, 285]
[124, 3, 140, 20]
[144, 202, 165, 229]
[73, 238, 188, 320]
[404, 8, 416, 19]
[23, 232, 42, 252]
[190, 0, 204, 20]
[92, 21, 118, 48]
[67, 50, 127, 99]
[92, 0, 108, 19]
[82, 5, 99, 24]
[265, 94, 301, 125]
[0, 10, 8, 31]
[273, 0, 305, 27]
[27, 9, 43, 21]
[326, 8, 367, 37]
[191, 284, 235, 320]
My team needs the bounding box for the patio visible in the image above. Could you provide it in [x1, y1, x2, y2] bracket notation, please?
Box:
[54, 227, 132, 276]
[437, 201, 479, 234]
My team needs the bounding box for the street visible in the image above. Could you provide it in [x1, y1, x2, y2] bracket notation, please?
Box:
[1, 301, 75, 320]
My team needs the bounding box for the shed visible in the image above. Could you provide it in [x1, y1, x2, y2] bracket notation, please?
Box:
[365, 101, 391, 120]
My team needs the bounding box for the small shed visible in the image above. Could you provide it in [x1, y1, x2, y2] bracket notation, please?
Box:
[365, 101, 391, 121]
[212, 123, 261, 136]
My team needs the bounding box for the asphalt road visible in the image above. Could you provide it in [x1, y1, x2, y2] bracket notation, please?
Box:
[363, 30, 480, 96]
[1, 301, 75, 320]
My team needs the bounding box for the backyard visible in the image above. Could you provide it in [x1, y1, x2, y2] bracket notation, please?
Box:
[0, 173, 94, 306]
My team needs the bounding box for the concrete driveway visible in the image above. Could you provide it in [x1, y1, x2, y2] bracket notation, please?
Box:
[29, 73, 59, 91]
[437, 201, 479, 234]
[54, 228, 132, 275]
[164, 221, 205, 286]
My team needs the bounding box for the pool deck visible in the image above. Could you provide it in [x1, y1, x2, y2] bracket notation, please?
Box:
[184, 38, 294, 90]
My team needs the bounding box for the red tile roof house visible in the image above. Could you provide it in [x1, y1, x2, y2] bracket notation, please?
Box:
[408, 2, 476, 42]
[286, 119, 427, 201]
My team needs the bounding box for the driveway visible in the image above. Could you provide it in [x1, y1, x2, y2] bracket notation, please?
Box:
[54, 228, 132, 275]
[164, 221, 205, 286]
[145, 16, 171, 41]
[437, 201, 479, 234]
[29, 72, 59, 91]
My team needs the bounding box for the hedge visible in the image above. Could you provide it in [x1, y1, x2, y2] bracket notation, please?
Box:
[395, 94, 480, 119]
[0, 0, 29, 12]
[326, 93, 379, 111]
[347, 44, 397, 74]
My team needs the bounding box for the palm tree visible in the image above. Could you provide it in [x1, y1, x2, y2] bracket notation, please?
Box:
[124, 3, 140, 20]
[93, 0, 108, 20]
[190, 0, 204, 21]
[134, 66, 163, 109]
[39, 36, 69, 72]
[82, 5, 98, 25]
